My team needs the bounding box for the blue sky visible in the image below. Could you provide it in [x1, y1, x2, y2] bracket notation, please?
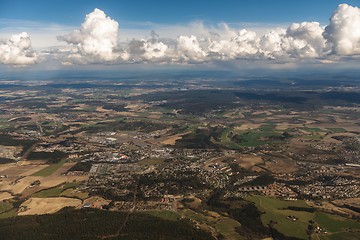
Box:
[1, 1, 360, 72]
[1, 0, 359, 25]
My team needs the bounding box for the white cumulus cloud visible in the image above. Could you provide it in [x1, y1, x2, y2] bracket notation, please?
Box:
[127, 38, 169, 62]
[285, 22, 326, 58]
[209, 29, 259, 60]
[259, 29, 286, 59]
[58, 8, 127, 64]
[176, 35, 207, 62]
[143, 41, 168, 60]
[324, 4, 360, 55]
[0, 32, 39, 65]
[51, 4, 360, 65]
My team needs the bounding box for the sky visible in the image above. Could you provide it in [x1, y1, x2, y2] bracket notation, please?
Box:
[1, 1, 360, 74]
[1, 0, 360, 25]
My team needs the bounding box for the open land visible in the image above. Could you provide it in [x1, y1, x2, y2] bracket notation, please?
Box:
[18, 197, 82, 215]
[0, 77, 359, 239]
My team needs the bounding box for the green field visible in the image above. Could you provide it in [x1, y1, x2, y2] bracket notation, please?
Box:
[82, 106, 97, 112]
[0, 118, 9, 122]
[303, 127, 326, 133]
[145, 210, 181, 221]
[32, 187, 64, 198]
[247, 195, 313, 240]
[181, 209, 245, 240]
[32, 182, 80, 198]
[220, 128, 241, 149]
[247, 196, 360, 240]
[319, 232, 360, 240]
[315, 213, 360, 232]
[215, 218, 244, 240]
[0, 202, 13, 214]
[60, 188, 89, 200]
[232, 125, 284, 147]
[31, 159, 67, 177]
[0, 208, 17, 219]
[0, 201, 16, 219]
[326, 128, 346, 133]
[303, 134, 323, 140]
[181, 209, 214, 224]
